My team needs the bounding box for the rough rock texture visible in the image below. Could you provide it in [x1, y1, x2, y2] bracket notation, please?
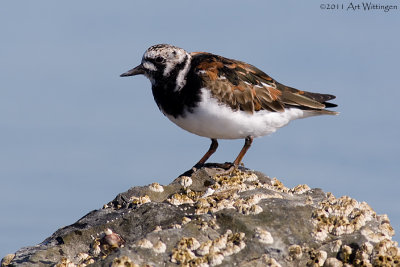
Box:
[2, 165, 399, 267]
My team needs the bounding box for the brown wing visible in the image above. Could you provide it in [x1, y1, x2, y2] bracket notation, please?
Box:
[191, 52, 337, 114]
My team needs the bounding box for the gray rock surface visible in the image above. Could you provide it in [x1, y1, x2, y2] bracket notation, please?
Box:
[2, 165, 399, 267]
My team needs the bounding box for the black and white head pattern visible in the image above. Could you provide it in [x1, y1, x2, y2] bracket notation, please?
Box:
[141, 44, 191, 91]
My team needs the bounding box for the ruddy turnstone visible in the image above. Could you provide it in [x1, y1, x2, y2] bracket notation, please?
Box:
[121, 44, 337, 168]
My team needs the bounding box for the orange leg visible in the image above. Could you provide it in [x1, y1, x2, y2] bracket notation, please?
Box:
[195, 139, 218, 167]
[233, 136, 253, 166]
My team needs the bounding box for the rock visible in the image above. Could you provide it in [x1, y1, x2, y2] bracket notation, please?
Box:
[3, 166, 399, 266]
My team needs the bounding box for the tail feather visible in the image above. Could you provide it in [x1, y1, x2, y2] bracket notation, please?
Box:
[284, 85, 338, 112]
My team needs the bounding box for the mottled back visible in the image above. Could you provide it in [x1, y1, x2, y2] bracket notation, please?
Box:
[191, 52, 337, 114]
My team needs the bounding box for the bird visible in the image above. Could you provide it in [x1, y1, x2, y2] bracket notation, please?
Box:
[120, 44, 338, 168]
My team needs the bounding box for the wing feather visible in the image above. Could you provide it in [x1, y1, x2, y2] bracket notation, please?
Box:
[191, 52, 337, 114]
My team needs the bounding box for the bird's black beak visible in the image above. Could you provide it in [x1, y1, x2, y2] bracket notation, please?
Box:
[120, 64, 145, 77]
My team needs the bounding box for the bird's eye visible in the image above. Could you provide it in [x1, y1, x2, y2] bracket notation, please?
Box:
[155, 56, 163, 63]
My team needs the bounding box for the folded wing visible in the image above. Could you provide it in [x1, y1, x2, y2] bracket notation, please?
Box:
[191, 52, 337, 115]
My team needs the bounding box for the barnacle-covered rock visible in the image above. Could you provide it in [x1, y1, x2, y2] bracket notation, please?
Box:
[311, 193, 376, 241]
[136, 238, 153, 249]
[153, 240, 167, 254]
[288, 244, 303, 261]
[323, 257, 343, 267]
[4, 165, 399, 267]
[307, 249, 327, 266]
[148, 182, 164, 193]
[129, 195, 151, 207]
[255, 227, 274, 244]
[111, 256, 138, 267]
[179, 176, 193, 188]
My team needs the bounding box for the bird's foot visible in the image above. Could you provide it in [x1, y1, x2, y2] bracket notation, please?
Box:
[216, 162, 235, 170]
[191, 162, 245, 176]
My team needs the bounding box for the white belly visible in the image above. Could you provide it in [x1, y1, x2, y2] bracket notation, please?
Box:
[166, 88, 312, 139]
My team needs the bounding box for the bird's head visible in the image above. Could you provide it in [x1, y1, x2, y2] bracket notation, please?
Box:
[120, 44, 191, 88]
